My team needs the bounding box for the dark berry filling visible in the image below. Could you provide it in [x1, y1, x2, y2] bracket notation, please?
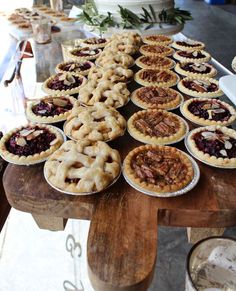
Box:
[32, 98, 73, 117]
[183, 80, 218, 92]
[194, 130, 236, 158]
[61, 62, 91, 72]
[48, 74, 82, 90]
[0, 132, 3, 140]
[84, 38, 106, 45]
[178, 51, 205, 59]
[6, 127, 56, 156]
[72, 48, 99, 57]
[176, 41, 201, 47]
[181, 63, 211, 74]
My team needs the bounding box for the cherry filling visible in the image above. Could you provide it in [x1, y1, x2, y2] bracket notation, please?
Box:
[178, 51, 205, 59]
[176, 41, 200, 47]
[131, 150, 188, 185]
[188, 101, 231, 121]
[0, 131, 3, 140]
[6, 127, 56, 156]
[183, 80, 218, 92]
[181, 63, 211, 74]
[137, 87, 177, 104]
[32, 99, 73, 117]
[84, 38, 106, 45]
[61, 62, 91, 72]
[72, 48, 99, 57]
[48, 75, 82, 90]
[194, 130, 236, 158]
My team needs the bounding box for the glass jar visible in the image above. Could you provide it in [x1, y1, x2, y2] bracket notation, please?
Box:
[31, 18, 52, 44]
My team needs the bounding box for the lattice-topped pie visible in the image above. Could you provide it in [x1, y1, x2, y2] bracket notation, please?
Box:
[181, 98, 236, 126]
[0, 124, 64, 165]
[135, 55, 175, 70]
[104, 40, 139, 55]
[131, 86, 183, 110]
[88, 66, 133, 83]
[175, 62, 217, 78]
[44, 140, 121, 193]
[26, 96, 77, 123]
[142, 35, 173, 46]
[64, 103, 126, 142]
[67, 47, 102, 61]
[140, 44, 174, 57]
[172, 39, 205, 51]
[173, 50, 211, 63]
[128, 109, 187, 145]
[42, 73, 86, 95]
[95, 51, 134, 68]
[79, 80, 130, 108]
[55, 60, 94, 76]
[135, 69, 179, 87]
[187, 126, 236, 167]
[110, 32, 142, 47]
[178, 77, 223, 98]
[123, 145, 194, 193]
[80, 37, 109, 49]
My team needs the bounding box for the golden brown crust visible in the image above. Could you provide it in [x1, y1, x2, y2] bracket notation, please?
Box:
[173, 50, 211, 63]
[135, 55, 175, 70]
[95, 51, 134, 68]
[140, 44, 174, 57]
[142, 35, 173, 46]
[175, 62, 217, 78]
[55, 60, 94, 76]
[67, 47, 102, 61]
[80, 37, 110, 49]
[172, 39, 205, 51]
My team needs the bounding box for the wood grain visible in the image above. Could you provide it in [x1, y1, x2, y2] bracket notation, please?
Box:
[0, 159, 10, 232]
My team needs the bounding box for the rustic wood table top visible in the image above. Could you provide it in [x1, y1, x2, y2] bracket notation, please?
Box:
[2, 31, 236, 291]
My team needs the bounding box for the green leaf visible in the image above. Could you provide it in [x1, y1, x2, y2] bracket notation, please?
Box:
[83, 11, 94, 25]
[142, 7, 152, 21]
[149, 4, 157, 22]
[144, 23, 154, 30]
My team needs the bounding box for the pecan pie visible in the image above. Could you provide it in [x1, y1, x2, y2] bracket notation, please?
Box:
[140, 44, 174, 57]
[143, 35, 173, 46]
[181, 98, 236, 126]
[26, 96, 77, 123]
[187, 126, 236, 167]
[128, 109, 187, 145]
[64, 103, 126, 142]
[79, 80, 130, 108]
[95, 51, 134, 68]
[172, 39, 205, 51]
[0, 124, 64, 165]
[67, 47, 102, 61]
[131, 86, 183, 110]
[123, 145, 194, 193]
[42, 73, 86, 95]
[178, 77, 223, 98]
[55, 60, 94, 76]
[173, 50, 211, 63]
[80, 37, 109, 49]
[175, 62, 217, 78]
[88, 66, 133, 83]
[44, 140, 121, 193]
[135, 55, 175, 70]
[135, 69, 179, 87]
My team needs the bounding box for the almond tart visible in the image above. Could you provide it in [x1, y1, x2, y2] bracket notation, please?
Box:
[42, 73, 86, 95]
[131, 86, 183, 110]
[128, 109, 187, 145]
[181, 98, 236, 126]
[178, 77, 223, 98]
[55, 60, 94, 76]
[80, 37, 109, 49]
[67, 47, 102, 61]
[173, 50, 211, 63]
[175, 62, 217, 78]
[0, 123, 64, 165]
[142, 35, 173, 46]
[172, 39, 205, 51]
[135, 55, 175, 70]
[135, 69, 179, 87]
[140, 44, 174, 57]
[26, 95, 77, 123]
[186, 125, 236, 168]
[123, 144, 194, 193]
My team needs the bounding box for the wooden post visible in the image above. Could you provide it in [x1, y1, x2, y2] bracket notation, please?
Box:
[32, 214, 67, 231]
[187, 227, 225, 244]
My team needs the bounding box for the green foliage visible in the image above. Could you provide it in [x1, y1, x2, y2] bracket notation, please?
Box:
[159, 8, 193, 25]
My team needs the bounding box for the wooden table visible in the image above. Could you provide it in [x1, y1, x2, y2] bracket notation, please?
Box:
[2, 32, 236, 291]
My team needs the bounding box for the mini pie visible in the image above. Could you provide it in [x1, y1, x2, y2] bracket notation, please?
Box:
[128, 109, 187, 145]
[140, 44, 174, 57]
[142, 35, 173, 46]
[80, 37, 109, 49]
[135, 69, 179, 87]
[0, 124, 64, 165]
[187, 125, 236, 167]
[123, 144, 194, 193]
[88, 66, 133, 83]
[173, 50, 211, 63]
[79, 80, 130, 108]
[42, 73, 86, 95]
[181, 98, 236, 126]
[104, 40, 139, 55]
[172, 39, 205, 51]
[67, 47, 102, 61]
[175, 62, 217, 78]
[64, 103, 126, 142]
[95, 51, 134, 68]
[55, 60, 94, 76]
[135, 55, 175, 70]
[178, 77, 223, 98]
[131, 86, 183, 110]
[110, 32, 142, 47]
[44, 140, 121, 193]
[26, 96, 77, 123]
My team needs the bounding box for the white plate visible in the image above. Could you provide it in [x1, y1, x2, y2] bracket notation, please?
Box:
[44, 169, 121, 196]
[219, 75, 236, 106]
[122, 151, 200, 198]
[184, 132, 236, 169]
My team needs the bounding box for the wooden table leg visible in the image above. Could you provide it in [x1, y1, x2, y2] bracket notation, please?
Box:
[187, 227, 225, 244]
[32, 214, 67, 231]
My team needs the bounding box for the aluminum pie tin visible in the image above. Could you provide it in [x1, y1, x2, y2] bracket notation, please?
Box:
[122, 151, 200, 198]
[44, 168, 121, 196]
[184, 132, 236, 169]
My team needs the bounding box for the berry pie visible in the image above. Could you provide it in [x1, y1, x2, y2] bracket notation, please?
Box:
[187, 126, 236, 168]
[135, 55, 175, 70]
[173, 50, 211, 63]
[55, 60, 94, 76]
[67, 47, 102, 61]
[123, 144, 194, 193]
[175, 62, 217, 78]
[128, 109, 187, 145]
[181, 98, 236, 126]
[44, 140, 121, 193]
[140, 44, 174, 57]
[0, 124, 64, 165]
[142, 35, 173, 46]
[172, 39, 205, 51]
[80, 37, 109, 49]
